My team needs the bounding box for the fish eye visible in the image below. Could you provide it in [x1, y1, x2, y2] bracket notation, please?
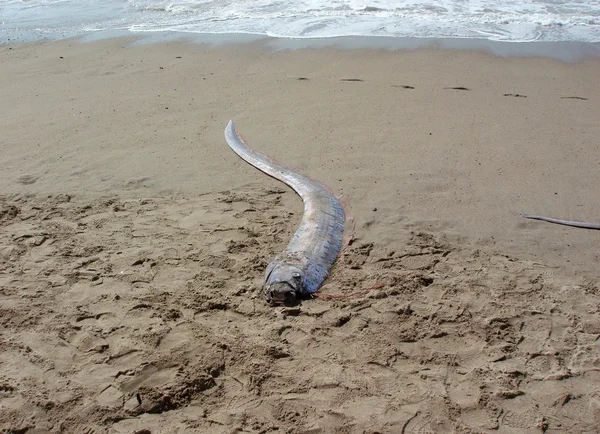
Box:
[292, 272, 301, 279]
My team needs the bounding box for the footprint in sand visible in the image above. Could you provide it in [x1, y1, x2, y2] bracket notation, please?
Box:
[400, 254, 438, 271]
[17, 174, 39, 185]
[0, 204, 20, 223]
[124, 177, 151, 189]
[435, 262, 465, 279]
[445, 86, 470, 91]
[504, 93, 527, 98]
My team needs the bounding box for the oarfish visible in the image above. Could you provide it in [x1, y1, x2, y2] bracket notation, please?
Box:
[518, 213, 600, 229]
[224, 120, 345, 304]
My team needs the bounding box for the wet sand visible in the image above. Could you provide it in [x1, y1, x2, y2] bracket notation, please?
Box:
[1, 36, 599, 433]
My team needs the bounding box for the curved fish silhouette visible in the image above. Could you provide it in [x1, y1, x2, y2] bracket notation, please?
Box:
[224, 120, 345, 304]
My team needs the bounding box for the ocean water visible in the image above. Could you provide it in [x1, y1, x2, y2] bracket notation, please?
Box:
[1, 0, 599, 44]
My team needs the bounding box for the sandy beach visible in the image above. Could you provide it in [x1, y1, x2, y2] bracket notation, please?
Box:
[1, 36, 600, 433]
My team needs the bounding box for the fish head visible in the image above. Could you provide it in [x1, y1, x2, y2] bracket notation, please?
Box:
[264, 264, 303, 305]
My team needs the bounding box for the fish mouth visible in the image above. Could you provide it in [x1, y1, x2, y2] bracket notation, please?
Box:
[265, 282, 297, 306]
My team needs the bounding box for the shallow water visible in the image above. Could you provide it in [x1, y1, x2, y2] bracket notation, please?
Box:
[1, 0, 599, 44]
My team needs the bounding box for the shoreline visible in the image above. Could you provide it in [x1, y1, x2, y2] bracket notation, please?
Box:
[4, 29, 600, 62]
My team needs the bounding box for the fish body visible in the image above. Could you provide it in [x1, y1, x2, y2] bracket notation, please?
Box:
[224, 120, 345, 304]
[518, 213, 600, 230]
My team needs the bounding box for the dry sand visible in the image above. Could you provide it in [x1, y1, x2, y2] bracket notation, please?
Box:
[1, 36, 600, 433]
